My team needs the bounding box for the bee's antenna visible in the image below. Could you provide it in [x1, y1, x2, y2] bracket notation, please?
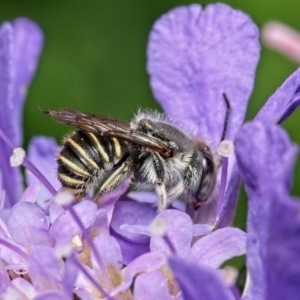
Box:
[38, 107, 50, 114]
[221, 93, 231, 142]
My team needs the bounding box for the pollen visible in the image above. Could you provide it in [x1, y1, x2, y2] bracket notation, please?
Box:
[10, 147, 26, 167]
[149, 218, 168, 237]
[217, 140, 234, 157]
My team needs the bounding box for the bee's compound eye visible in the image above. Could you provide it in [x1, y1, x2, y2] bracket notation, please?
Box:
[195, 157, 216, 203]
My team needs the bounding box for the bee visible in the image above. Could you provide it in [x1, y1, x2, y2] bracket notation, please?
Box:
[43, 94, 230, 211]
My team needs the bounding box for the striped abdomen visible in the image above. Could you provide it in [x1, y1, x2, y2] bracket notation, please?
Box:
[57, 130, 128, 198]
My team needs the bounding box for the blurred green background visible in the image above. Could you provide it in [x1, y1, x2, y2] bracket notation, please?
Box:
[0, 0, 299, 234]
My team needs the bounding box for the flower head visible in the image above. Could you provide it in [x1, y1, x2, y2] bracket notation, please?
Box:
[1, 3, 300, 300]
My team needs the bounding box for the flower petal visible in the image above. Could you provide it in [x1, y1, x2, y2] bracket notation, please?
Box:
[189, 227, 246, 268]
[92, 234, 122, 272]
[150, 210, 193, 258]
[7, 201, 53, 249]
[26, 136, 60, 209]
[12, 18, 43, 145]
[63, 253, 78, 298]
[97, 181, 130, 224]
[255, 67, 300, 124]
[111, 200, 156, 243]
[11, 278, 35, 299]
[147, 3, 260, 147]
[49, 200, 97, 246]
[133, 271, 170, 300]
[28, 246, 62, 291]
[33, 291, 66, 300]
[169, 256, 234, 300]
[19, 181, 41, 202]
[235, 122, 297, 192]
[111, 230, 150, 265]
[0, 23, 23, 207]
[111, 252, 166, 296]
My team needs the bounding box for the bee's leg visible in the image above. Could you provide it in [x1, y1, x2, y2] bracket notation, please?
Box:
[98, 158, 133, 195]
[152, 153, 167, 211]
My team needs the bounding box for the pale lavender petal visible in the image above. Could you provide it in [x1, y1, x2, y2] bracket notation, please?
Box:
[0, 237, 28, 268]
[49, 200, 97, 245]
[88, 208, 109, 237]
[147, 3, 260, 148]
[193, 223, 212, 236]
[255, 67, 300, 124]
[215, 162, 241, 229]
[11, 278, 35, 299]
[19, 181, 41, 202]
[97, 181, 130, 223]
[111, 252, 166, 296]
[63, 254, 77, 298]
[128, 191, 185, 211]
[92, 234, 122, 272]
[111, 230, 150, 265]
[189, 228, 246, 268]
[49, 202, 64, 224]
[150, 210, 193, 258]
[127, 191, 158, 204]
[111, 200, 156, 243]
[26, 136, 60, 209]
[12, 18, 43, 145]
[169, 256, 234, 300]
[235, 122, 297, 194]
[134, 271, 170, 300]
[0, 23, 23, 206]
[235, 122, 298, 299]
[7, 201, 53, 249]
[33, 291, 66, 300]
[28, 246, 62, 291]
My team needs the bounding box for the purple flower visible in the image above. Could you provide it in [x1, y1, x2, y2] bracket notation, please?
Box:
[235, 122, 300, 300]
[165, 122, 300, 299]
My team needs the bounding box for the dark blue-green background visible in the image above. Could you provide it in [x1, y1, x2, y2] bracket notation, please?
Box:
[0, 1, 299, 234]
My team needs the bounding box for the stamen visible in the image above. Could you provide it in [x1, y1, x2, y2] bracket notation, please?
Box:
[68, 253, 113, 300]
[0, 128, 57, 196]
[149, 218, 176, 255]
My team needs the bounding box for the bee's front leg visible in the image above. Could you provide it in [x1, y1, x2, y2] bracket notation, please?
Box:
[151, 153, 167, 212]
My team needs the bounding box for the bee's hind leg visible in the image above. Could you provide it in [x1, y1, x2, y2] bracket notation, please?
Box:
[97, 158, 133, 196]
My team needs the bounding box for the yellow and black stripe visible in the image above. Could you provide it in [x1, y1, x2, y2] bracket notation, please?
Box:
[57, 130, 128, 198]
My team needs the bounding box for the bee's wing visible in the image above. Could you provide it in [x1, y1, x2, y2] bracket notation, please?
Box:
[43, 108, 172, 157]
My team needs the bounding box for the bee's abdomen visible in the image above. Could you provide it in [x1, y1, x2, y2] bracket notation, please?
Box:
[57, 130, 128, 198]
